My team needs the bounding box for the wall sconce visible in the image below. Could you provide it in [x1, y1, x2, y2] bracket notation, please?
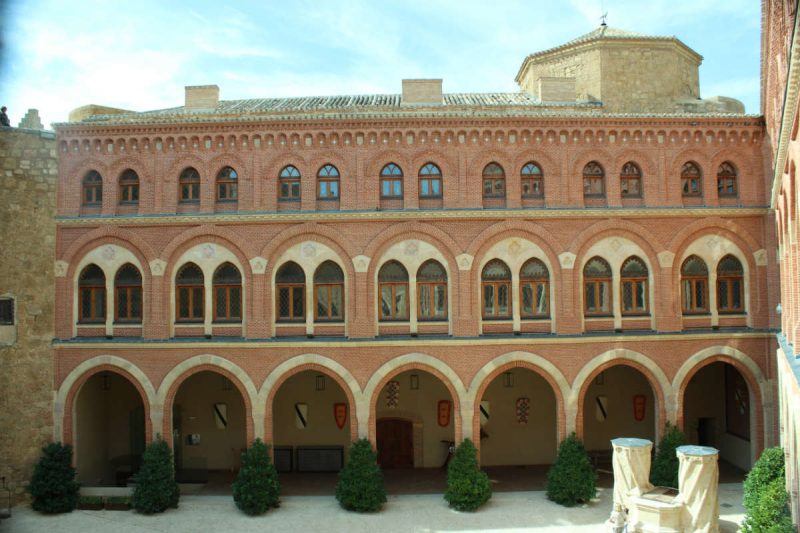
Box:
[410, 374, 419, 390]
[316, 375, 326, 391]
[503, 372, 514, 388]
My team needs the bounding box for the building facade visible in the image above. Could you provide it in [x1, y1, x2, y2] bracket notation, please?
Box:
[51, 27, 779, 487]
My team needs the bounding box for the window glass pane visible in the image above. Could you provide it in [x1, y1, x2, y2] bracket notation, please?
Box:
[497, 284, 509, 315]
[585, 283, 596, 312]
[393, 181, 402, 196]
[230, 287, 241, 318]
[598, 282, 609, 312]
[695, 281, 706, 309]
[483, 180, 493, 195]
[718, 281, 728, 310]
[522, 284, 533, 315]
[682, 281, 692, 310]
[536, 284, 547, 314]
[216, 287, 227, 318]
[192, 287, 203, 318]
[636, 281, 646, 310]
[622, 281, 633, 311]
[330, 182, 339, 198]
[732, 280, 742, 309]
[179, 288, 189, 318]
[431, 180, 441, 195]
[434, 285, 446, 316]
[293, 287, 304, 317]
[279, 287, 290, 318]
[317, 286, 329, 318]
[331, 285, 342, 318]
[381, 286, 392, 318]
[131, 288, 142, 319]
[319, 182, 328, 197]
[419, 285, 431, 317]
[291, 182, 300, 197]
[117, 289, 128, 318]
[382, 181, 391, 196]
[483, 285, 494, 315]
[395, 285, 407, 317]
[95, 289, 105, 318]
[420, 180, 429, 196]
[281, 183, 289, 197]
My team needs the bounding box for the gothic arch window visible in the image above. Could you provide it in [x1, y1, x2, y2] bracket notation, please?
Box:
[418, 163, 443, 198]
[681, 255, 709, 314]
[276, 261, 305, 321]
[582, 161, 605, 196]
[482, 163, 505, 199]
[481, 259, 511, 319]
[216, 166, 238, 202]
[681, 162, 702, 197]
[417, 260, 447, 320]
[621, 256, 648, 315]
[118, 169, 139, 204]
[521, 162, 544, 198]
[79, 264, 105, 323]
[115, 263, 142, 323]
[380, 163, 403, 199]
[520, 258, 549, 318]
[717, 255, 744, 313]
[314, 261, 344, 321]
[179, 167, 200, 203]
[620, 162, 642, 198]
[82, 170, 103, 206]
[379, 260, 409, 321]
[317, 164, 340, 200]
[279, 165, 301, 202]
[176, 263, 204, 322]
[717, 161, 738, 198]
[213, 263, 242, 322]
[584, 257, 612, 316]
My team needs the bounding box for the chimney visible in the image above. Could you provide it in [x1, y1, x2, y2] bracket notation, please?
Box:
[185, 85, 220, 110]
[401, 79, 443, 105]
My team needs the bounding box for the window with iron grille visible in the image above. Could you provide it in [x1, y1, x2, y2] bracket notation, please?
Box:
[115, 264, 142, 322]
[276, 261, 305, 321]
[119, 169, 139, 204]
[620, 162, 642, 198]
[681, 162, 702, 197]
[482, 163, 505, 199]
[621, 256, 648, 315]
[521, 162, 544, 198]
[213, 262, 242, 322]
[584, 257, 612, 316]
[582, 161, 605, 197]
[314, 261, 344, 321]
[520, 258, 549, 318]
[717, 255, 744, 313]
[176, 263, 204, 321]
[417, 260, 447, 320]
[378, 260, 408, 320]
[681, 255, 709, 314]
[79, 264, 106, 323]
[418, 163, 443, 198]
[482, 259, 511, 319]
[216, 166, 238, 202]
[380, 163, 403, 199]
[179, 167, 201, 203]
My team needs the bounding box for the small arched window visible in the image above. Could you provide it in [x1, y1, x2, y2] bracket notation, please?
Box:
[584, 257, 612, 316]
[417, 260, 447, 320]
[378, 261, 409, 320]
[681, 162, 702, 197]
[79, 264, 105, 323]
[276, 262, 305, 321]
[681, 255, 709, 314]
[216, 166, 238, 202]
[521, 162, 543, 198]
[582, 161, 605, 196]
[717, 255, 744, 313]
[119, 169, 139, 204]
[314, 261, 344, 321]
[620, 162, 642, 198]
[83, 170, 103, 206]
[482, 163, 505, 198]
[279, 165, 301, 201]
[176, 263, 204, 321]
[520, 258, 549, 318]
[317, 164, 340, 200]
[481, 259, 511, 319]
[418, 163, 442, 198]
[621, 256, 648, 315]
[380, 163, 403, 199]
[115, 264, 142, 322]
[213, 263, 242, 322]
[179, 167, 200, 203]
[717, 162, 738, 197]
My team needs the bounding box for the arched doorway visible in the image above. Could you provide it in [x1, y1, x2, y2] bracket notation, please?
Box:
[683, 361, 753, 470]
[171, 370, 247, 483]
[75, 371, 145, 486]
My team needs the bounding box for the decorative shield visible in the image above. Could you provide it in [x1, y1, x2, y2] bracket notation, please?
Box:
[386, 380, 400, 408]
[516, 397, 530, 424]
[633, 394, 646, 422]
[334, 403, 347, 430]
[437, 400, 451, 427]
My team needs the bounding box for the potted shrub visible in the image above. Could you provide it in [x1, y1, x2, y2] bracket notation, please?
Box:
[335, 438, 386, 512]
[546, 433, 597, 507]
[28, 442, 80, 514]
[77, 495, 104, 511]
[232, 439, 280, 515]
[105, 496, 131, 511]
[444, 438, 492, 511]
[131, 435, 180, 514]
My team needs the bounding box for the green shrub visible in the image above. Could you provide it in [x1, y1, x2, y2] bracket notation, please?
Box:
[335, 438, 386, 512]
[444, 438, 491, 512]
[27, 442, 80, 514]
[546, 433, 597, 507]
[741, 447, 793, 533]
[650, 423, 686, 488]
[131, 435, 179, 514]
[78, 495, 103, 506]
[232, 439, 281, 515]
[105, 496, 131, 505]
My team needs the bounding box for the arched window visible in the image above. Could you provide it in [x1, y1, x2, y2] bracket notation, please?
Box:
[317, 164, 340, 200]
[276, 262, 305, 321]
[179, 167, 200, 203]
[520, 258, 549, 318]
[314, 261, 344, 321]
[584, 257, 612, 316]
[279, 165, 301, 201]
[521, 162, 543, 198]
[481, 259, 511, 319]
[79, 264, 105, 323]
[115, 264, 142, 322]
[582, 161, 605, 196]
[82, 170, 103, 206]
[176, 263, 204, 321]
[380, 163, 403, 199]
[717, 255, 744, 313]
[681, 255, 709, 314]
[717, 161, 738, 197]
[119, 169, 139, 204]
[681, 162, 702, 197]
[378, 261, 409, 320]
[418, 163, 442, 198]
[216, 166, 238, 202]
[213, 263, 242, 322]
[417, 260, 447, 320]
[620, 162, 642, 198]
[621, 256, 648, 315]
[482, 163, 505, 198]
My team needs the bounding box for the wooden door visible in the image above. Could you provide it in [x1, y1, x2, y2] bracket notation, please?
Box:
[377, 418, 413, 468]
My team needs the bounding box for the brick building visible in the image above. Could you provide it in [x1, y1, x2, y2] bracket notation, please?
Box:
[50, 25, 779, 490]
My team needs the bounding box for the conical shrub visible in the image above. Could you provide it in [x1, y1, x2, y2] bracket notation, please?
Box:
[131, 435, 180, 514]
[232, 439, 280, 515]
[27, 442, 80, 514]
[650, 423, 686, 488]
[444, 438, 491, 511]
[335, 438, 386, 512]
[546, 433, 597, 507]
[741, 447, 793, 532]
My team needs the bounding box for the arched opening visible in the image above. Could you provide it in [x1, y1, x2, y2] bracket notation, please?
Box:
[171, 371, 247, 484]
[75, 371, 145, 486]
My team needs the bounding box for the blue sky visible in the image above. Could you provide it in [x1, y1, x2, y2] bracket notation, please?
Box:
[0, 0, 761, 127]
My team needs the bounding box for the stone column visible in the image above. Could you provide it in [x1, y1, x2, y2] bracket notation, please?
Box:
[677, 445, 719, 533]
[607, 438, 654, 532]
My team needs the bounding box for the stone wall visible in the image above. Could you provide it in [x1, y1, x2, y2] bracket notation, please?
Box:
[0, 127, 57, 501]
